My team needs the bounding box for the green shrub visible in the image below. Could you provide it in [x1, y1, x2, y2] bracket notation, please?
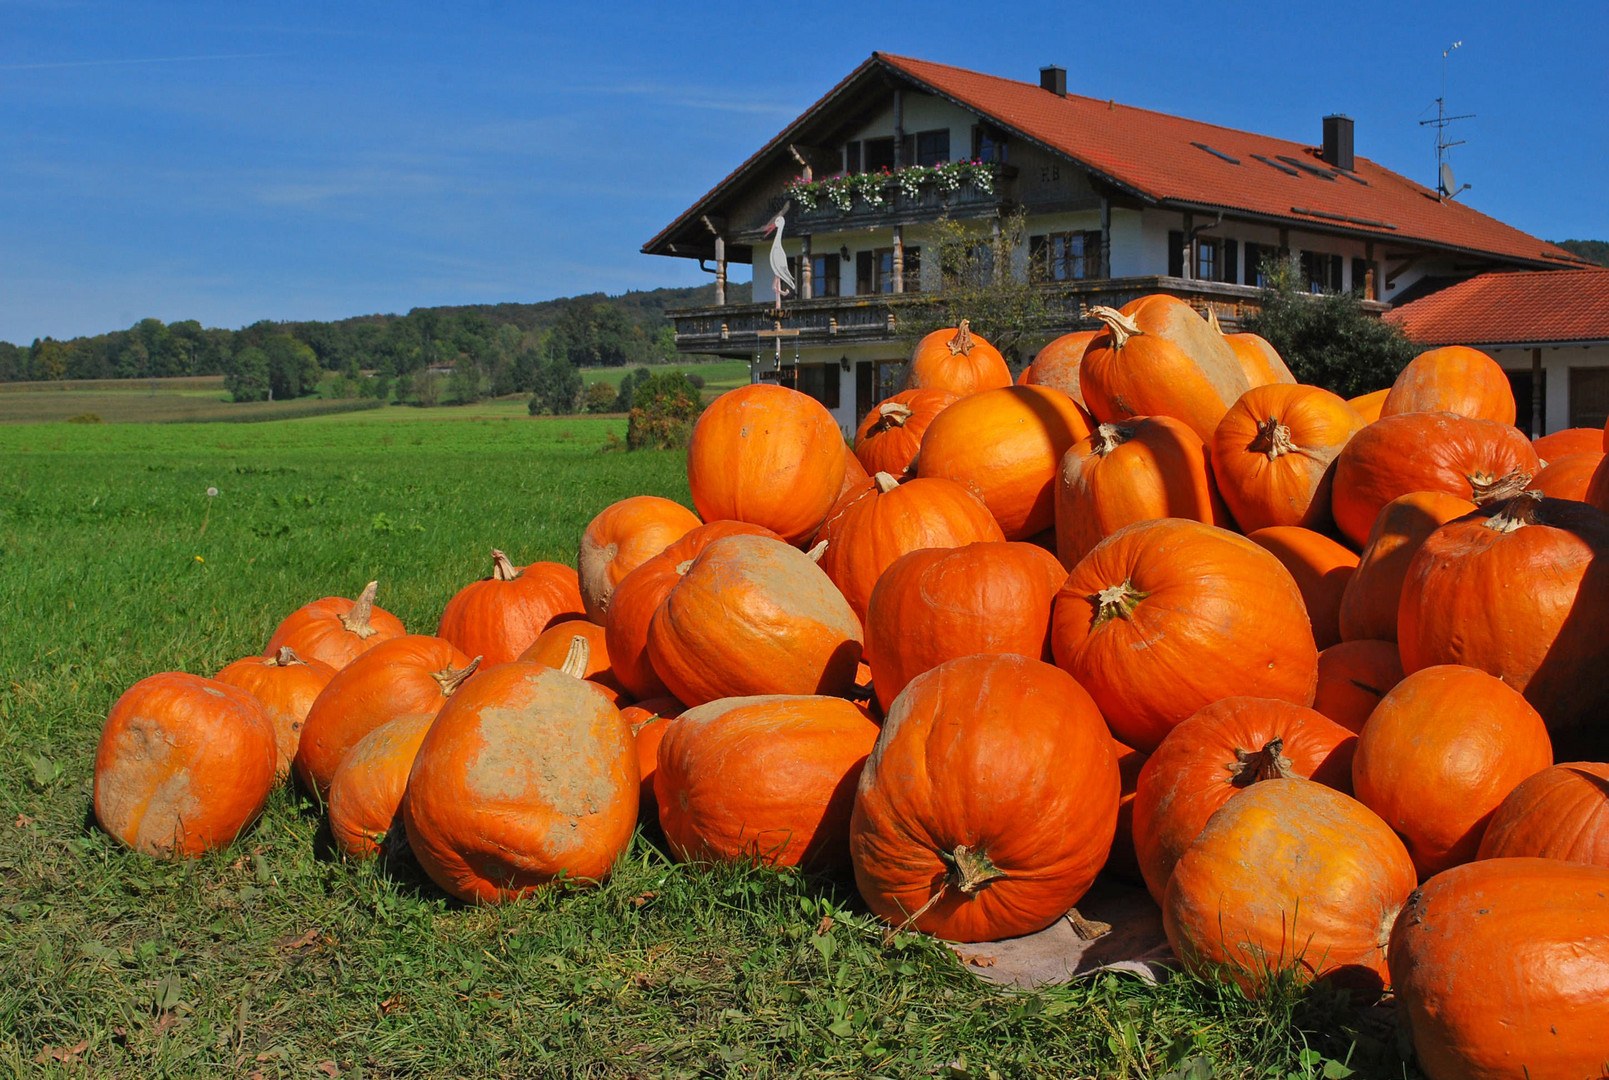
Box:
[627, 371, 704, 449]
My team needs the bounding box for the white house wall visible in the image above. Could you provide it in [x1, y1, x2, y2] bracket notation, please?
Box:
[1493, 344, 1609, 436]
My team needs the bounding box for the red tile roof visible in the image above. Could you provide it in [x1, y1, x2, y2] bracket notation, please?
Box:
[1386, 268, 1609, 345]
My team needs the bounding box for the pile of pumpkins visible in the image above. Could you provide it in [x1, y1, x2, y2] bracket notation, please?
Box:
[92, 296, 1609, 1079]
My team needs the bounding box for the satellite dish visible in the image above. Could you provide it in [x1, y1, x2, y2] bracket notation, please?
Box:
[1439, 161, 1456, 196]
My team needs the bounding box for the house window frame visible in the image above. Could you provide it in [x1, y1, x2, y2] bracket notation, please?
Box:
[914, 129, 951, 167]
[810, 252, 840, 298]
[1030, 230, 1102, 282]
[972, 124, 1009, 164]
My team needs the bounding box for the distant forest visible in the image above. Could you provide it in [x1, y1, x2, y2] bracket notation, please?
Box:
[0, 283, 720, 403]
[1555, 239, 1609, 267]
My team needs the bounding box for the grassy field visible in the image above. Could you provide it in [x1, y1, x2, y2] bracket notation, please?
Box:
[0, 413, 1413, 1078]
[579, 360, 751, 394]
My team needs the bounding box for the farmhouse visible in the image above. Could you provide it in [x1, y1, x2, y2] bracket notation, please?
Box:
[644, 52, 1602, 435]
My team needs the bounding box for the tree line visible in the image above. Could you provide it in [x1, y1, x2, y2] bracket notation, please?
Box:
[0, 284, 718, 405]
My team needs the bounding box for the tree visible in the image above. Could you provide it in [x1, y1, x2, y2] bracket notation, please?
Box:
[528, 358, 582, 415]
[30, 338, 68, 381]
[1242, 256, 1418, 399]
[626, 371, 704, 449]
[447, 356, 486, 404]
[225, 346, 271, 402]
[612, 366, 653, 412]
[584, 381, 618, 412]
[263, 334, 322, 399]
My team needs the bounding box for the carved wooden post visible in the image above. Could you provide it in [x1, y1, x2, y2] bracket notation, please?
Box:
[714, 235, 727, 307]
[1181, 212, 1194, 280]
[800, 234, 813, 300]
[892, 226, 904, 294]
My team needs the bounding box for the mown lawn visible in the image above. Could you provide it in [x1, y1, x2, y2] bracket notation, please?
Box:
[0, 415, 1413, 1078]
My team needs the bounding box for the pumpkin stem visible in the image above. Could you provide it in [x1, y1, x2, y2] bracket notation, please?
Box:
[1248, 417, 1296, 460]
[490, 549, 521, 581]
[1227, 737, 1299, 787]
[268, 646, 307, 668]
[1207, 307, 1224, 335]
[339, 581, 381, 640]
[559, 636, 591, 678]
[1093, 422, 1132, 456]
[1088, 306, 1144, 350]
[872, 401, 914, 432]
[1469, 468, 1535, 506]
[806, 540, 828, 563]
[873, 471, 900, 494]
[946, 319, 976, 356]
[433, 656, 482, 696]
[942, 843, 1007, 894]
[1483, 489, 1545, 533]
[1091, 580, 1149, 626]
[1067, 908, 1112, 940]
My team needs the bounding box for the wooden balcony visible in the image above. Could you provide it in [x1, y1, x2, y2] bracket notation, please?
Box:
[734, 167, 1018, 243]
[670, 276, 1374, 357]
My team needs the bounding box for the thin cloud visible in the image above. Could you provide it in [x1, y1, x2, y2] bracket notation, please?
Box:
[568, 82, 800, 116]
[0, 52, 280, 72]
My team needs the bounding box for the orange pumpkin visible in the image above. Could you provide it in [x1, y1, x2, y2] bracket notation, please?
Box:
[436, 552, 583, 666]
[295, 635, 476, 800]
[1017, 330, 1097, 406]
[1312, 640, 1403, 733]
[604, 520, 781, 701]
[814, 472, 1004, 624]
[646, 534, 862, 707]
[1224, 331, 1296, 388]
[1533, 426, 1604, 463]
[1050, 519, 1319, 753]
[1079, 297, 1251, 443]
[1054, 416, 1227, 569]
[1353, 665, 1553, 879]
[1164, 778, 1416, 995]
[263, 580, 406, 670]
[1347, 388, 1389, 424]
[1247, 526, 1359, 650]
[577, 495, 702, 623]
[1132, 697, 1357, 904]
[623, 697, 683, 824]
[850, 654, 1119, 942]
[686, 383, 847, 545]
[1532, 451, 1603, 501]
[214, 646, 336, 777]
[1211, 384, 1364, 532]
[864, 541, 1066, 714]
[1336, 490, 1476, 643]
[403, 660, 637, 902]
[1477, 762, 1609, 867]
[915, 384, 1094, 540]
[655, 695, 880, 874]
[328, 713, 433, 859]
[1389, 858, 1609, 1080]
[1329, 411, 1538, 547]
[1104, 740, 1147, 885]
[1381, 345, 1517, 425]
[904, 320, 1012, 396]
[853, 388, 959, 478]
[518, 619, 627, 704]
[1589, 453, 1609, 513]
[93, 673, 277, 858]
[1399, 492, 1609, 760]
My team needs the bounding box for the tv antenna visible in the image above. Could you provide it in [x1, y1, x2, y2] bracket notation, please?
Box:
[1420, 41, 1473, 201]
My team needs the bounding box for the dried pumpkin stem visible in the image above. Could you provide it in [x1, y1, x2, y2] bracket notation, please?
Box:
[1227, 737, 1299, 786]
[1093, 422, 1132, 456]
[873, 472, 900, 495]
[873, 401, 914, 431]
[1207, 307, 1224, 335]
[1067, 908, 1112, 940]
[1091, 580, 1149, 626]
[943, 843, 1007, 894]
[1483, 489, 1544, 533]
[1248, 418, 1295, 460]
[340, 581, 381, 640]
[269, 646, 307, 667]
[433, 656, 482, 696]
[490, 549, 520, 581]
[1088, 306, 1144, 350]
[946, 318, 976, 356]
[1469, 469, 1535, 506]
[805, 540, 829, 563]
[559, 636, 591, 678]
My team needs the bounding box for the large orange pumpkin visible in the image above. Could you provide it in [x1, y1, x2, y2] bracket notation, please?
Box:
[603, 520, 780, 700]
[914, 384, 1094, 540]
[864, 541, 1066, 714]
[436, 552, 583, 666]
[1211, 383, 1364, 532]
[1347, 388, 1389, 424]
[1381, 345, 1517, 425]
[1337, 490, 1477, 643]
[853, 388, 959, 478]
[623, 697, 683, 824]
[1312, 640, 1403, 733]
[1477, 762, 1609, 867]
[1388, 858, 1609, 1080]
[654, 695, 880, 874]
[1104, 740, 1147, 885]
[518, 619, 627, 704]
[1353, 665, 1553, 879]
[1590, 453, 1609, 513]
[1532, 451, 1603, 501]
[814, 472, 1004, 624]
[1050, 519, 1319, 753]
[294, 635, 476, 800]
[1329, 411, 1538, 547]
[214, 646, 336, 777]
[1054, 416, 1227, 569]
[577, 496, 702, 623]
[1079, 298, 1251, 443]
[1132, 697, 1356, 904]
[1398, 492, 1609, 759]
[646, 534, 862, 707]
[1247, 526, 1359, 650]
[93, 673, 277, 858]
[1164, 779, 1416, 995]
[850, 654, 1119, 942]
[263, 581, 406, 670]
[403, 660, 637, 903]
[328, 713, 433, 860]
[1533, 426, 1604, 463]
[904, 320, 1012, 396]
[1224, 331, 1296, 388]
[686, 383, 847, 545]
[1017, 330, 1097, 406]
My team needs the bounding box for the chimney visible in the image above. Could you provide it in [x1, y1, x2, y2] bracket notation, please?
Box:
[1039, 65, 1066, 97]
[1322, 114, 1354, 171]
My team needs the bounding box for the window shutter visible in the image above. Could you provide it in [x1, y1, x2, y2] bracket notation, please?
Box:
[823, 363, 841, 409]
[857, 251, 874, 295]
[1330, 255, 1343, 292]
[856, 361, 873, 413]
[1222, 239, 1238, 284]
[1168, 231, 1184, 277]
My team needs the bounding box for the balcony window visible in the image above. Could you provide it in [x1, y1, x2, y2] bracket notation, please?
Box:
[973, 125, 1008, 164]
[856, 247, 921, 294]
[796, 363, 841, 409]
[915, 129, 950, 167]
[843, 141, 861, 175]
[1196, 239, 1218, 282]
[862, 137, 895, 173]
[1245, 242, 1288, 287]
[1030, 231, 1102, 281]
[1300, 251, 1344, 293]
[811, 253, 840, 298]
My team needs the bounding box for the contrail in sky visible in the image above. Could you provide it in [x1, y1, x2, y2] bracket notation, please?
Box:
[0, 52, 279, 72]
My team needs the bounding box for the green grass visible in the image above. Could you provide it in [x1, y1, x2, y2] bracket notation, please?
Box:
[580, 360, 751, 393]
[0, 413, 1414, 1078]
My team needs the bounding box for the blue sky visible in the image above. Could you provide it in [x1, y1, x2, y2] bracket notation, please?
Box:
[1, 0, 1605, 344]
